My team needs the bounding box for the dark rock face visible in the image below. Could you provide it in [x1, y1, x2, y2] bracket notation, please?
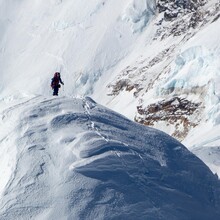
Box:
[107, 79, 135, 96]
[154, 0, 220, 39]
[157, 0, 207, 16]
[156, 0, 207, 37]
[135, 97, 203, 140]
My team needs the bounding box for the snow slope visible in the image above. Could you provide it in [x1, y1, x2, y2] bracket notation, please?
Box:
[0, 96, 220, 219]
[1, 0, 219, 149]
[1, 1, 220, 217]
[0, 0, 156, 98]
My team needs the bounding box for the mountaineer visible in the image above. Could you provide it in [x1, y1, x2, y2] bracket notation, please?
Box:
[51, 72, 64, 96]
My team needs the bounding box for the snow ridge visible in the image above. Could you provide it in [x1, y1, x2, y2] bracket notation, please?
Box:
[0, 96, 220, 219]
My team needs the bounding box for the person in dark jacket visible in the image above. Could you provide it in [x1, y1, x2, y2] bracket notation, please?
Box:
[51, 72, 64, 96]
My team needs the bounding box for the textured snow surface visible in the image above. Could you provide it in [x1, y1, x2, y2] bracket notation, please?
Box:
[1, 1, 220, 218]
[0, 96, 220, 219]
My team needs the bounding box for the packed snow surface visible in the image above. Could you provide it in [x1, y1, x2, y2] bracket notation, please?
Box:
[0, 96, 220, 219]
[1, 0, 220, 177]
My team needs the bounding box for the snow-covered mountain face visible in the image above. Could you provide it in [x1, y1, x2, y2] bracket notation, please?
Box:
[0, 1, 220, 173]
[106, 0, 220, 140]
[1, 1, 220, 218]
[0, 0, 156, 97]
[0, 96, 220, 219]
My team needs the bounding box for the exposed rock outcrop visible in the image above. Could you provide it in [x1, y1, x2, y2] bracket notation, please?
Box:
[135, 97, 203, 140]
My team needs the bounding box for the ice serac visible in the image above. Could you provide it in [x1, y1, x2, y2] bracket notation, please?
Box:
[105, 0, 220, 164]
[0, 96, 220, 219]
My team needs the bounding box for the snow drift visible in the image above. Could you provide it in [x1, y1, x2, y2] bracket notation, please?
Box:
[0, 96, 220, 219]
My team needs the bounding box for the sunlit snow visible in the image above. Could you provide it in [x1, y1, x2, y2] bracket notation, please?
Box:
[1, 0, 220, 219]
[0, 96, 220, 219]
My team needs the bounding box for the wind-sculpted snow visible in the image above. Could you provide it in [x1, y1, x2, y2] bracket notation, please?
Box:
[0, 96, 220, 219]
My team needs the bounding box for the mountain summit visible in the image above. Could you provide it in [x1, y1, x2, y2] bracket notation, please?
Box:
[0, 96, 220, 219]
